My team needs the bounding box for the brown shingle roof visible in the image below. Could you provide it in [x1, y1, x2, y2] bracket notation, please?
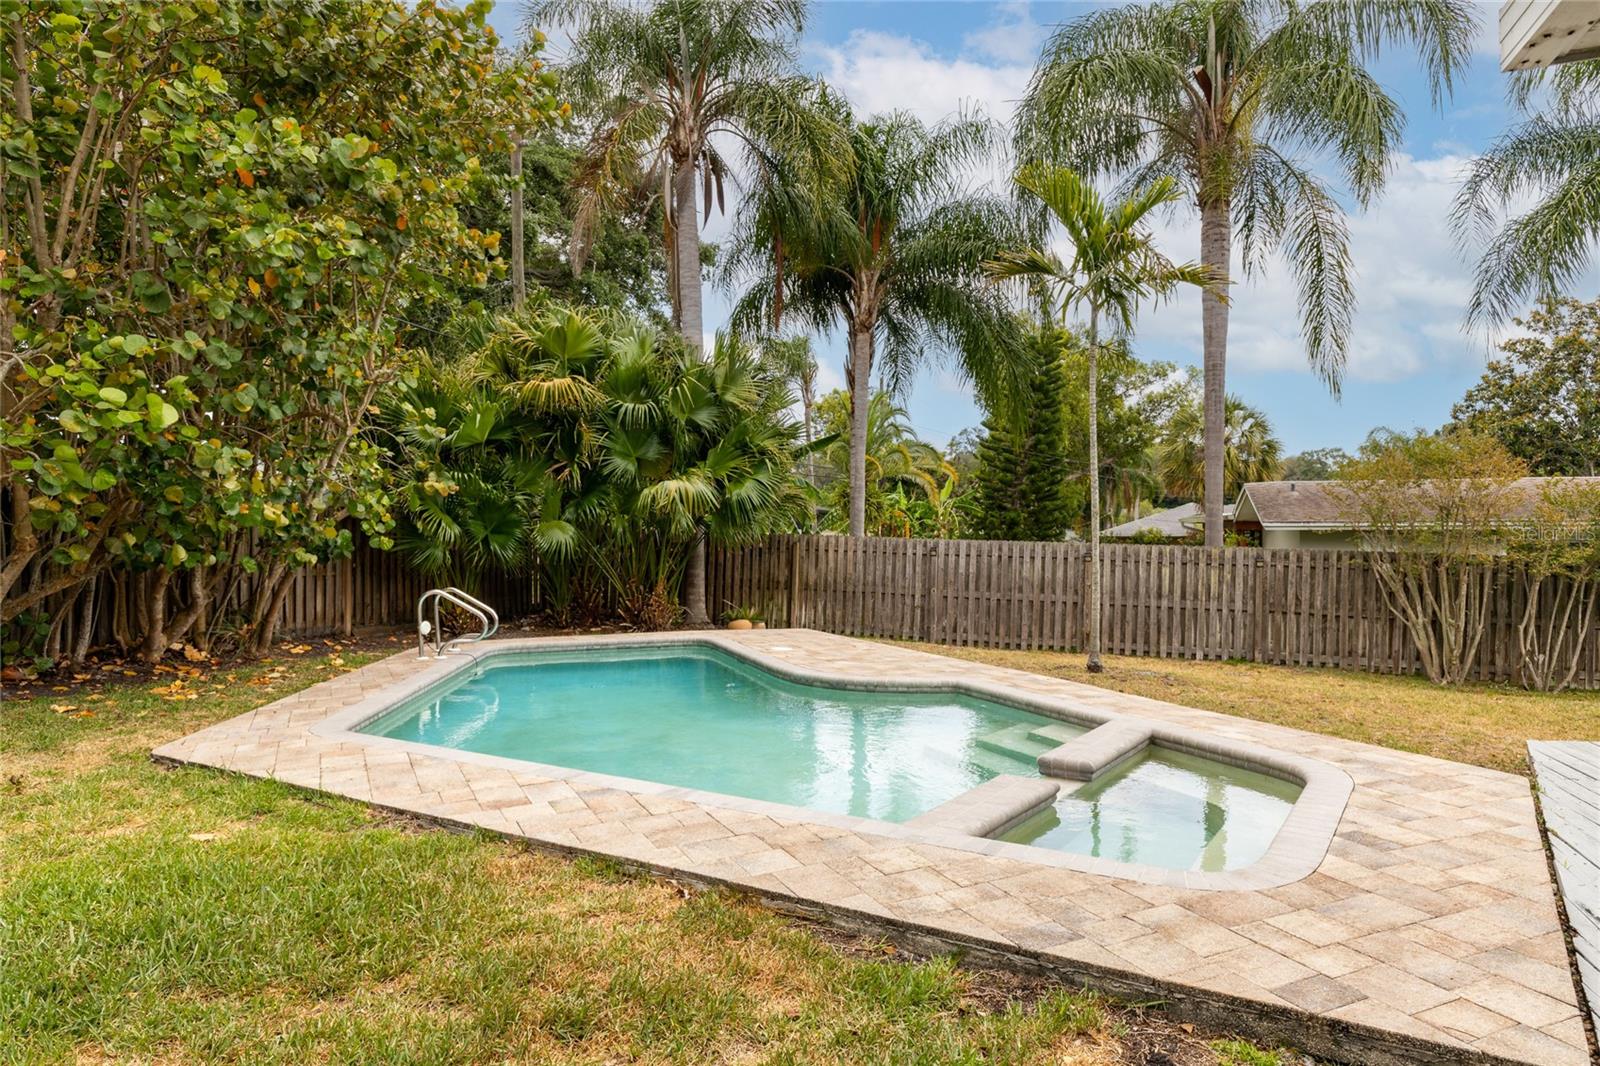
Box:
[1234, 477, 1600, 528]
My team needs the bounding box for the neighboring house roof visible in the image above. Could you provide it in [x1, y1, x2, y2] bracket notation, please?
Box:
[1233, 477, 1600, 530]
[1102, 503, 1200, 538]
[1102, 502, 1234, 538]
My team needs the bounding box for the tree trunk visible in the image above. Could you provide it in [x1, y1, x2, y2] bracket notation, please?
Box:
[251, 568, 296, 657]
[138, 566, 172, 662]
[510, 140, 526, 309]
[1086, 305, 1104, 673]
[671, 163, 702, 354]
[1200, 198, 1231, 548]
[846, 321, 872, 538]
[684, 528, 709, 626]
[69, 575, 96, 664]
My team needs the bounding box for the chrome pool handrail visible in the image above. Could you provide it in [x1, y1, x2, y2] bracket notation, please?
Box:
[416, 588, 498, 659]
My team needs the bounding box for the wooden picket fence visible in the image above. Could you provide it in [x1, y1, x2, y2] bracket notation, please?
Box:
[262, 538, 534, 638]
[47, 539, 535, 651]
[707, 534, 1600, 688]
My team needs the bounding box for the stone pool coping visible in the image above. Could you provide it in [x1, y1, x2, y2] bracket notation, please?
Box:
[301, 631, 1352, 892]
[153, 629, 1587, 1066]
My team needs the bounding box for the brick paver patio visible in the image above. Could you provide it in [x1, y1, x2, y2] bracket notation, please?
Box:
[153, 630, 1588, 1066]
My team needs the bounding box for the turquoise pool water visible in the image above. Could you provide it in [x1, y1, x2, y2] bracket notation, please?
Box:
[361, 644, 1299, 871]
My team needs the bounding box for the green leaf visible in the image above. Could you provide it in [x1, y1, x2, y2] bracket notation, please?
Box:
[97, 387, 128, 406]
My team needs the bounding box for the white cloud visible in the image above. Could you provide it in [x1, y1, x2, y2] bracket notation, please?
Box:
[806, 29, 1032, 128]
[962, 0, 1046, 66]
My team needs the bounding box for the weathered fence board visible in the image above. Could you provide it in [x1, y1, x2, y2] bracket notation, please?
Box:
[49, 538, 534, 650]
[708, 535, 1600, 688]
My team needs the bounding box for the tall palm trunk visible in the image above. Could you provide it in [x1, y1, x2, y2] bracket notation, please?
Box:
[683, 528, 709, 626]
[1085, 305, 1103, 673]
[672, 163, 703, 355]
[1200, 198, 1231, 548]
[846, 320, 872, 537]
[672, 163, 711, 624]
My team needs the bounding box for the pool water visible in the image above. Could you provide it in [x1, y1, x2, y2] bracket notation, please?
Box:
[361, 645, 1299, 871]
[1000, 748, 1302, 872]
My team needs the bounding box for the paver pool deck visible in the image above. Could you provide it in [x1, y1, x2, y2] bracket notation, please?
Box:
[154, 630, 1590, 1066]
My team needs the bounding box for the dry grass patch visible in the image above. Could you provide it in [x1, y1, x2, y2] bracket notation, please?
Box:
[891, 641, 1600, 773]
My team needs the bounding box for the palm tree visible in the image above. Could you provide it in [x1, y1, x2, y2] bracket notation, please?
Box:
[430, 305, 807, 625]
[725, 91, 1028, 536]
[1015, 0, 1476, 547]
[815, 390, 948, 535]
[986, 165, 1214, 672]
[531, 0, 835, 620]
[1158, 392, 1284, 506]
[1455, 60, 1600, 328]
[759, 334, 819, 452]
[530, 0, 831, 352]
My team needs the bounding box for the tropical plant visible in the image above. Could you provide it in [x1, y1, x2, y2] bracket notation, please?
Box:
[985, 166, 1214, 670]
[725, 90, 1028, 537]
[529, 0, 830, 352]
[1159, 393, 1284, 505]
[1454, 61, 1600, 328]
[969, 326, 1078, 542]
[1338, 430, 1528, 686]
[0, 0, 556, 661]
[389, 306, 809, 628]
[1016, 0, 1477, 546]
[532, 0, 835, 621]
[1449, 296, 1600, 477]
[814, 390, 952, 536]
[759, 334, 821, 458]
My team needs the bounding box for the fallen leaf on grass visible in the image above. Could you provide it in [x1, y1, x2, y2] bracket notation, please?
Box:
[49, 703, 78, 714]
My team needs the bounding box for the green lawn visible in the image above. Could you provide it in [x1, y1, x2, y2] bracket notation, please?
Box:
[1, 644, 1287, 1066]
[894, 642, 1600, 775]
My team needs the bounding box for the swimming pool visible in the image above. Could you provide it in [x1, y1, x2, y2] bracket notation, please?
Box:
[358, 643, 1301, 873]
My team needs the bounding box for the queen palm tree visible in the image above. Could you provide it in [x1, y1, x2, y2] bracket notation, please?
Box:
[531, 0, 837, 619]
[724, 91, 1028, 536]
[1158, 392, 1284, 505]
[1015, 0, 1476, 547]
[986, 166, 1214, 672]
[1455, 61, 1600, 328]
[530, 0, 832, 352]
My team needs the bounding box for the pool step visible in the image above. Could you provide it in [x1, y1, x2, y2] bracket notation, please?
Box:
[1026, 722, 1086, 747]
[976, 723, 1058, 762]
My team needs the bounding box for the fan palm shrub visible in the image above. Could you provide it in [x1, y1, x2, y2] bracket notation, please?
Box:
[382, 306, 808, 626]
[1015, 0, 1476, 546]
[724, 88, 1029, 536]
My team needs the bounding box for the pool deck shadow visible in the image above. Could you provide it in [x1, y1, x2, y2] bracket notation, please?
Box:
[153, 629, 1588, 1066]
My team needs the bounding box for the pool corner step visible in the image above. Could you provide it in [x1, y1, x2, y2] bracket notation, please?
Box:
[1037, 720, 1151, 782]
[976, 723, 1057, 761]
[908, 776, 1062, 838]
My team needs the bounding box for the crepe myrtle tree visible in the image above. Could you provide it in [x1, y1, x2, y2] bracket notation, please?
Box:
[1016, 0, 1476, 546]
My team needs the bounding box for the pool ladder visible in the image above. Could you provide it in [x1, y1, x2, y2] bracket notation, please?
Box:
[417, 587, 499, 659]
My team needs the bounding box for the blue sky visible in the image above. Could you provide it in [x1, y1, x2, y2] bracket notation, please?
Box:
[490, 1, 1584, 457]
